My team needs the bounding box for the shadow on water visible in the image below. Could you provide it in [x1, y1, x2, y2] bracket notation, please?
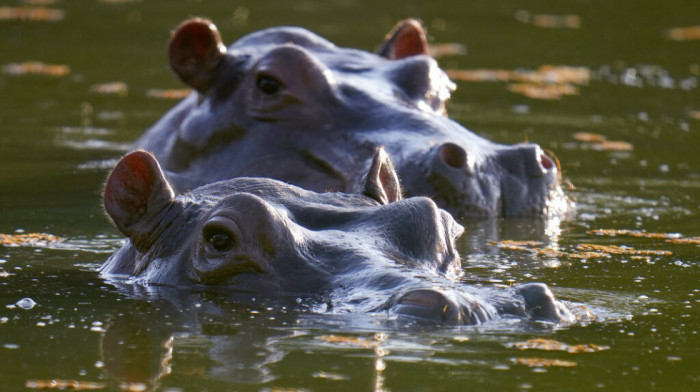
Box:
[0, 0, 698, 391]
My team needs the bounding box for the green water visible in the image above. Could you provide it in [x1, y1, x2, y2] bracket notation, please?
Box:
[1, 1, 698, 391]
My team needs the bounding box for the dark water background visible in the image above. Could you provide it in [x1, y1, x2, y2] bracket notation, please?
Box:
[1, 0, 698, 391]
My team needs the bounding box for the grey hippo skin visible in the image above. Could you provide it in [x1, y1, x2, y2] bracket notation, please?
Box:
[134, 18, 573, 219]
[100, 149, 574, 325]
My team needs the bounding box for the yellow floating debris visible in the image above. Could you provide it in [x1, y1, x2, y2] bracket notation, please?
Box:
[312, 371, 350, 381]
[666, 237, 700, 245]
[515, 10, 581, 29]
[317, 335, 376, 349]
[447, 65, 590, 85]
[447, 65, 589, 100]
[571, 133, 634, 151]
[489, 240, 544, 247]
[3, 61, 69, 76]
[489, 238, 670, 259]
[89, 82, 128, 96]
[567, 251, 611, 259]
[588, 229, 682, 239]
[0, 233, 63, 247]
[25, 379, 105, 390]
[428, 42, 467, 58]
[576, 243, 671, 256]
[589, 140, 633, 151]
[513, 357, 577, 367]
[665, 26, 700, 41]
[508, 338, 610, 353]
[0, 6, 64, 21]
[146, 88, 192, 100]
[573, 132, 606, 142]
[508, 83, 579, 100]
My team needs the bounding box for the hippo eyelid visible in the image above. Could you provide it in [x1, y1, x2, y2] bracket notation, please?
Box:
[255, 73, 284, 95]
[202, 218, 240, 253]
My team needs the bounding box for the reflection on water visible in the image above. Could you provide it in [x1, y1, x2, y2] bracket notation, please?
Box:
[1, 0, 699, 390]
[447, 63, 698, 100]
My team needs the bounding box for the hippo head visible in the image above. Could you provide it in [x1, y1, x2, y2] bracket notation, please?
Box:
[136, 18, 572, 219]
[102, 149, 462, 291]
[101, 150, 575, 325]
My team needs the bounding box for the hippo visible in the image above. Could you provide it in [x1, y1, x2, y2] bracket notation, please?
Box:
[100, 149, 574, 325]
[134, 18, 573, 219]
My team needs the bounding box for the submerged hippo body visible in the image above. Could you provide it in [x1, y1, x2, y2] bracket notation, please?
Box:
[101, 150, 574, 325]
[135, 19, 572, 218]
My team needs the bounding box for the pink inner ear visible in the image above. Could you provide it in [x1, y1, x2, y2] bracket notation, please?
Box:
[114, 152, 155, 201]
[168, 18, 225, 92]
[392, 23, 428, 59]
[104, 151, 160, 232]
[170, 20, 220, 62]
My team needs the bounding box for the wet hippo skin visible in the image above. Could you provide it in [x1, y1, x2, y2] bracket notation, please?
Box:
[134, 18, 573, 219]
[101, 149, 575, 325]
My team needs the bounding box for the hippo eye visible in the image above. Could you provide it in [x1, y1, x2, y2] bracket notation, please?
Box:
[255, 74, 283, 95]
[203, 226, 235, 252]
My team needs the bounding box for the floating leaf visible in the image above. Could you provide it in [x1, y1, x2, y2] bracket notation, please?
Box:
[589, 140, 633, 151]
[570, 133, 634, 151]
[146, 88, 192, 100]
[515, 10, 581, 29]
[508, 83, 579, 100]
[507, 338, 610, 353]
[513, 357, 577, 367]
[666, 237, 700, 245]
[576, 243, 671, 256]
[572, 132, 606, 142]
[0, 233, 63, 247]
[488, 238, 670, 260]
[25, 380, 105, 390]
[489, 240, 544, 248]
[665, 26, 700, 41]
[428, 43, 467, 58]
[446, 65, 590, 100]
[0, 6, 64, 21]
[588, 229, 682, 239]
[312, 372, 350, 381]
[567, 251, 611, 259]
[447, 65, 590, 85]
[89, 82, 128, 96]
[3, 61, 69, 76]
[116, 382, 148, 392]
[317, 335, 375, 349]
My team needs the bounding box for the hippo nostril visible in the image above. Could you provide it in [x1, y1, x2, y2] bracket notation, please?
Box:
[438, 143, 467, 169]
[540, 153, 554, 171]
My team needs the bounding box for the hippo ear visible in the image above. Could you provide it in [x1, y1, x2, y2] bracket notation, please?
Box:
[378, 19, 429, 59]
[104, 151, 175, 252]
[363, 147, 403, 205]
[168, 18, 227, 93]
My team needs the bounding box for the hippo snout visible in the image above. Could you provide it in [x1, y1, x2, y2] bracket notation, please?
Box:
[402, 140, 561, 217]
[516, 283, 575, 323]
[495, 144, 556, 179]
[436, 142, 473, 174]
[388, 288, 498, 325]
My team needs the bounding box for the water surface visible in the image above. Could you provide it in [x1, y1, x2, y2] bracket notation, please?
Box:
[1, 1, 698, 391]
